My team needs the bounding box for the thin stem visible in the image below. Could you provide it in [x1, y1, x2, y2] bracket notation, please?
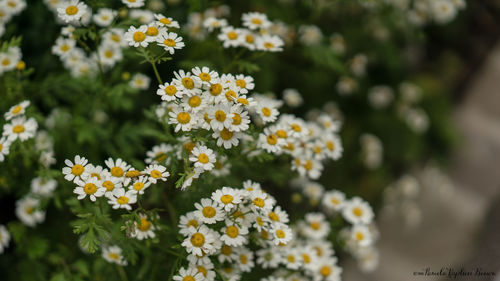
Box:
[116, 265, 129, 281]
[150, 61, 163, 84]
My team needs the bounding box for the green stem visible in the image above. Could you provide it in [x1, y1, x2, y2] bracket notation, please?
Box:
[116, 265, 129, 281]
[150, 61, 163, 84]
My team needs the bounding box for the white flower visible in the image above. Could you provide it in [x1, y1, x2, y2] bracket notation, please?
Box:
[155, 13, 180, 28]
[342, 197, 374, 225]
[74, 177, 106, 201]
[256, 248, 282, 269]
[173, 267, 203, 281]
[181, 225, 219, 256]
[322, 190, 346, 212]
[242, 12, 271, 30]
[16, 197, 45, 227]
[144, 164, 169, 184]
[100, 174, 122, 197]
[211, 186, 242, 212]
[179, 211, 201, 236]
[194, 198, 224, 224]
[173, 70, 202, 96]
[145, 143, 173, 164]
[432, 0, 458, 24]
[189, 146, 216, 171]
[0, 137, 11, 162]
[121, 0, 145, 8]
[129, 73, 150, 90]
[192, 262, 216, 281]
[129, 176, 151, 194]
[302, 213, 330, 240]
[157, 32, 185, 55]
[256, 103, 279, 123]
[124, 25, 151, 47]
[298, 25, 323, 46]
[107, 188, 137, 210]
[283, 89, 303, 108]
[208, 104, 234, 130]
[256, 35, 284, 52]
[203, 17, 228, 32]
[368, 85, 394, 109]
[218, 26, 243, 48]
[57, 0, 88, 23]
[313, 258, 342, 281]
[93, 8, 116, 27]
[131, 214, 156, 240]
[30, 177, 57, 197]
[228, 105, 250, 132]
[220, 219, 249, 247]
[5, 100, 30, 120]
[157, 82, 183, 101]
[235, 247, 255, 272]
[102, 28, 127, 47]
[248, 189, 274, 212]
[0, 225, 11, 253]
[265, 206, 289, 225]
[0, 46, 21, 74]
[192, 66, 219, 87]
[2, 116, 38, 141]
[98, 44, 123, 67]
[283, 248, 302, 270]
[350, 224, 373, 247]
[212, 128, 242, 149]
[102, 245, 127, 266]
[258, 128, 286, 154]
[168, 106, 198, 132]
[62, 155, 89, 183]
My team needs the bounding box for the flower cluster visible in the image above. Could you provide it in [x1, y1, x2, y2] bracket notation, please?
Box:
[0, 46, 24, 76]
[175, 181, 294, 281]
[386, 0, 467, 25]
[1, 100, 37, 161]
[0, 0, 26, 38]
[62, 155, 169, 210]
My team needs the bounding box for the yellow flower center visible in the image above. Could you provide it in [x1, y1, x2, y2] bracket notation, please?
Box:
[11, 105, 22, 114]
[261, 230, 269, 240]
[16, 61, 26, 70]
[1, 59, 10, 66]
[291, 124, 302, 132]
[220, 194, 233, 204]
[327, 141, 335, 151]
[266, 134, 278, 145]
[320, 266, 332, 277]
[83, 183, 97, 194]
[187, 219, 198, 228]
[199, 73, 211, 82]
[133, 31, 146, 42]
[155, 153, 167, 163]
[314, 146, 322, 154]
[72, 164, 84, 176]
[188, 96, 202, 107]
[232, 113, 242, 125]
[125, 170, 140, 178]
[256, 216, 264, 226]
[253, 197, 265, 208]
[108, 253, 119, 260]
[164, 85, 177, 96]
[91, 173, 101, 180]
[275, 229, 285, 239]
[111, 34, 121, 42]
[310, 222, 320, 230]
[221, 245, 232, 255]
[304, 160, 313, 171]
[276, 130, 287, 138]
[104, 50, 113, 58]
[184, 142, 195, 153]
[160, 18, 171, 25]
[237, 98, 249, 105]
[209, 83, 222, 96]
[102, 180, 114, 191]
[25, 206, 35, 214]
[261, 107, 271, 117]
[302, 254, 311, 264]
[12, 125, 25, 133]
[110, 166, 124, 177]
[251, 18, 262, 25]
[202, 206, 216, 218]
[215, 110, 226, 122]
[353, 207, 363, 217]
[219, 128, 233, 140]
[176, 112, 191, 124]
[137, 218, 151, 231]
[264, 42, 275, 49]
[268, 212, 279, 221]
[150, 170, 162, 178]
[182, 77, 194, 89]
[196, 266, 207, 277]
[117, 196, 129, 205]
[225, 90, 236, 101]
[227, 31, 238, 40]
[240, 254, 248, 264]
[133, 182, 145, 191]
[65, 5, 78, 15]
[226, 225, 239, 238]
[355, 232, 364, 241]
[235, 79, 247, 88]
[198, 153, 209, 164]
[190, 233, 205, 247]
[183, 276, 195, 281]
[287, 255, 296, 263]
[146, 26, 158, 36]
[163, 38, 176, 47]
[245, 34, 254, 44]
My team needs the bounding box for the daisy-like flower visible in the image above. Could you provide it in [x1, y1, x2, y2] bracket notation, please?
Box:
[30, 177, 57, 197]
[0, 138, 11, 162]
[131, 214, 156, 240]
[62, 155, 89, 183]
[100, 174, 122, 197]
[124, 25, 151, 47]
[209, 104, 234, 130]
[0, 225, 10, 254]
[256, 35, 284, 52]
[191, 67, 218, 88]
[258, 128, 286, 154]
[169, 106, 198, 132]
[265, 206, 289, 225]
[256, 103, 279, 123]
[271, 223, 292, 245]
[218, 244, 238, 263]
[248, 189, 274, 212]
[107, 188, 137, 210]
[212, 128, 242, 149]
[235, 247, 255, 272]
[173, 267, 203, 281]
[350, 224, 373, 247]
[283, 248, 302, 270]
[182, 225, 218, 256]
[211, 186, 242, 212]
[192, 262, 216, 281]
[203, 17, 228, 32]
[228, 105, 250, 132]
[145, 143, 172, 164]
[157, 32, 185, 55]
[129, 73, 150, 90]
[155, 13, 180, 28]
[173, 70, 202, 96]
[181, 94, 207, 112]
[220, 219, 249, 247]
[121, 0, 145, 8]
[194, 198, 225, 224]
[0, 46, 21, 74]
[322, 134, 343, 160]
[57, 0, 88, 23]
[322, 190, 346, 212]
[3, 116, 38, 141]
[5, 100, 30, 120]
[98, 43, 123, 67]
[105, 158, 131, 178]
[313, 257, 342, 281]
[179, 211, 200, 236]
[342, 197, 374, 225]
[302, 213, 330, 240]
[103, 28, 127, 47]
[102, 245, 127, 266]
[218, 26, 243, 48]
[93, 8, 116, 27]
[15, 197, 45, 227]
[129, 176, 151, 194]
[74, 177, 106, 202]
[233, 74, 254, 93]
[299, 157, 323, 180]
[242, 12, 271, 30]
[144, 164, 169, 184]
[189, 145, 216, 171]
[256, 248, 282, 269]
[283, 88, 303, 108]
[157, 82, 183, 101]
